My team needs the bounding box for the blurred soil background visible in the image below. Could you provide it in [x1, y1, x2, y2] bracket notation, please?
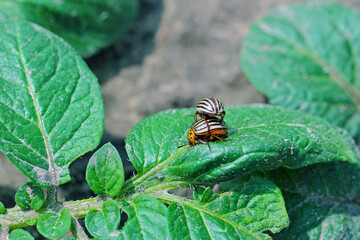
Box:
[1, 0, 359, 209]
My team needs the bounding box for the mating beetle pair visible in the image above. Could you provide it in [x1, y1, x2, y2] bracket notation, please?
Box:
[180, 98, 228, 149]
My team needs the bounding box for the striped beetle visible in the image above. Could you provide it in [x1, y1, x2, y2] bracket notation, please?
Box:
[194, 97, 225, 122]
[179, 117, 228, 150]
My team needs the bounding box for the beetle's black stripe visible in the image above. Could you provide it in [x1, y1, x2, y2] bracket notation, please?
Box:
[196, 98, 224, 115]
[197, 99, 215, 113]
[212, 98, 224, 114]
[192, 118, 227, 134]
[209, 98, 218, 112]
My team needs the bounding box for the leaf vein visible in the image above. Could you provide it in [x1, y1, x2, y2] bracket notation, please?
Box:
[258, 20, 360, 107]
[15, 23, 57, 185]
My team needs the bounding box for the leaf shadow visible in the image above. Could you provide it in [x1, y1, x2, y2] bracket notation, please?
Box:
[227, 127, 238, 137]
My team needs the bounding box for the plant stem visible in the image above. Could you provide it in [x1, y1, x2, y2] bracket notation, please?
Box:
[0, 225, 9, 240]
[119, 148, 188, 195]
[125, 181, 190, 201]
[0, 148, 195, 231]
[0, 197, 104, 230]
[70, 217, 89, 240]
[46, 185, 58, 207]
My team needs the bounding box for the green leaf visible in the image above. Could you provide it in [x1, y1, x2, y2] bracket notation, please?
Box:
[126, 105, 359, 185]
[0, 20, 104, 187]
[37, 208, 72, 239]
[85, 200, 121, 239]
[0, 0, 139, 57]
[86, 143, 125, 197]
[0, 202, 4, 214]
[119, 195, 168, 239]
[167, 175, 288, 240]
[266, 162, 360, 240]
[15, 182, 44, 210]
[9, 229, 34, 240]
[192, 187, 205, 201]
[240, 2, 360, 142]
[24, 218, 37, 226]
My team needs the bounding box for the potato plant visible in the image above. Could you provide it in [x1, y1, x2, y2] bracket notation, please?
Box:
[0, 1, 359, 239]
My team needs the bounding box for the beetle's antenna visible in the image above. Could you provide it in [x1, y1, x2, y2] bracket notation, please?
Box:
[178, 144, 187, 148]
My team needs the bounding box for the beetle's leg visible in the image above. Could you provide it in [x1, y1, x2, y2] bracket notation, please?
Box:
[186, 145, 195, 150]
[202, 115, 212, 135]
[220, 112, 226, 121]
[198, 139, 211, 150]
[194, 112, 199, 122]
[211, 135, 228, 142]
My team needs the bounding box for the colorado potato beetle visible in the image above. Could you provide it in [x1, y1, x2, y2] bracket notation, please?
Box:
[179, 117, 228, 150]
[194, 97, 225, 122]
